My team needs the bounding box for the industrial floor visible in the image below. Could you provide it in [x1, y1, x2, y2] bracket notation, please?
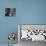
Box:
[19, 39, 46, 46]
[0, 40, 46, 46]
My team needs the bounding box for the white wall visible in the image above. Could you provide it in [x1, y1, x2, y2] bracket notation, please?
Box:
[21, 25, 46, 30]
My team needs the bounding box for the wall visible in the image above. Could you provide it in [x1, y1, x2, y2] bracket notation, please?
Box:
[21, 25, 46, 30]
[16, 0, 46, 24]
[0, 0, 18, 44]
[0, 0, 46, 44]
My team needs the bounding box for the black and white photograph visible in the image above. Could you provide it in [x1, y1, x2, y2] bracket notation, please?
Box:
[18, 24, 46, 46]
[5, 8, 16, 16]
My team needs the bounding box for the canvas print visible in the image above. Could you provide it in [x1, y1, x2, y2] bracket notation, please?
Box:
[5, 8, 16, 16]
[18, 24, 46, 46]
